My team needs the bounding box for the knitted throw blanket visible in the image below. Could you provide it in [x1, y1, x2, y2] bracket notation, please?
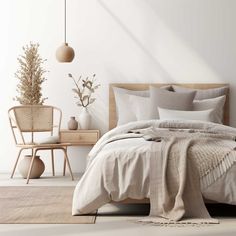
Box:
[135, 128, 236, 225]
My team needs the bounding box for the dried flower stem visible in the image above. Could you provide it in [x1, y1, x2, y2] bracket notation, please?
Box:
[68, 73, 100, 108]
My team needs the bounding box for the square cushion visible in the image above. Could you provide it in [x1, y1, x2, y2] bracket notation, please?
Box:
[150, 86, 196, 119]
[193, 95, 226, 124]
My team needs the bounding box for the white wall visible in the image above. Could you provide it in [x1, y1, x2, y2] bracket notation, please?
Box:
[0, 0, 236, 173]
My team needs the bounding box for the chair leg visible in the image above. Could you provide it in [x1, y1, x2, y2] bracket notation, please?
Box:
[26, 149, 37, 184]
[63, 147, 67, 176]
[62, 148, 74, 181]
[11, 148, 24, 178]
[51, 149, 55, 176]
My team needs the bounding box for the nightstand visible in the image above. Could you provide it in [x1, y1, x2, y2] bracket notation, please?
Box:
[59, 129, 100, 175]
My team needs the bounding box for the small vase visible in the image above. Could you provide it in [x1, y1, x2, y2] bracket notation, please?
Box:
[78, 107, 91, 129]
[68, 116, 78, 130]
[18, 155, 45, 179]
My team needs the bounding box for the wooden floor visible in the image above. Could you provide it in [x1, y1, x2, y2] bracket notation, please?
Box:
[0, 173, 236, 236]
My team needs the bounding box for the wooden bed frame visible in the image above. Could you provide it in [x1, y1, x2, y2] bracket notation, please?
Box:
[109, 83, 230, 204]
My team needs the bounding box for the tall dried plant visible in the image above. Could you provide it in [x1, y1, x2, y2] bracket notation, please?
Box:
[14, 43, 48, 105]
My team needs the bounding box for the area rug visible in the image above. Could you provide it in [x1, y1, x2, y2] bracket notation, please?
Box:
[0, 186, 96, 224]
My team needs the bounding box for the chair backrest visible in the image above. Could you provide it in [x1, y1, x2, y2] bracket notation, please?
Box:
[8, 105, 62, 144]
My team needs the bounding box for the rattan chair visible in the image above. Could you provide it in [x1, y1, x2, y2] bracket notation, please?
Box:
[8, 105, 74, 184]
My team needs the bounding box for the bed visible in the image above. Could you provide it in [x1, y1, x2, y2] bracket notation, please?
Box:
[72, 83, 236, 222]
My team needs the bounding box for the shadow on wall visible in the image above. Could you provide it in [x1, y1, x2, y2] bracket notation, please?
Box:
[98, 0, 222, 83]
[98, 0, 175, 83]
[145, 0, 236, 80]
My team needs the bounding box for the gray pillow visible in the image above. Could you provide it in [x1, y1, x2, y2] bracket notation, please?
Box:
[150, 86, 196, 118]
[172, 85, 229, 100]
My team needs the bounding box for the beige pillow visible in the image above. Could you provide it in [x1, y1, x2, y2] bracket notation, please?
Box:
[150, 86, 196, 119]
[193, 95, 226, 124]
[172, 85, 229, 100]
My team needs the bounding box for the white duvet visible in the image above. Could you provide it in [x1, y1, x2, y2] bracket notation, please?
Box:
[72, 120, 236, 215]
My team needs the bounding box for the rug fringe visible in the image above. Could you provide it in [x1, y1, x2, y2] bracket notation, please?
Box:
[136, 217, 219, 227]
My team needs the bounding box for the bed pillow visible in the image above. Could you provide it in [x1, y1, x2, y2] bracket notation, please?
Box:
[150, 86, 196, 119]
[113, 86, 171, 125]
[113, 87, 150, 98]
[113, 87, 150, 125]
[129, 95, 151, 121]
[158, 107, 214, 122]
[172, 85, 229, 100]
[193, 95, 226, 124]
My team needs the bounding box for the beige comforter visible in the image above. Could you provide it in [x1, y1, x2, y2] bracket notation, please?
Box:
[72, 120, 236, 220]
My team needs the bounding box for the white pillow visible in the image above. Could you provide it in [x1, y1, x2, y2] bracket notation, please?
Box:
[113, 87, 149, 126]
[193, 95, 226, 124]
[35, 136, 59, 145]
[129, 95, 152, 121]
[114, 93, 136, 125]
[158, 107, 214, 122]
[113, 86, 172, 126]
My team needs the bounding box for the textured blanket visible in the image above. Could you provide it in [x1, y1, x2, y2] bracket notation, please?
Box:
[132, 127, 236, 224]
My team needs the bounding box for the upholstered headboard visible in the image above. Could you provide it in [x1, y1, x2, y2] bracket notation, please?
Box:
[109, 83, 230, 130]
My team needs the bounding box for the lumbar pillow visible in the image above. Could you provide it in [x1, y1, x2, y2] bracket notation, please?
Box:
[172, 85, 229, 100]
[150, 86, 196, 119]
[158, 107, 214, 122]
[193, 95, 226, 124]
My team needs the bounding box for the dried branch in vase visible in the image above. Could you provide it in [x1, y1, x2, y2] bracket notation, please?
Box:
[68, 73, 100, 108]
[14, 42, 48, 105]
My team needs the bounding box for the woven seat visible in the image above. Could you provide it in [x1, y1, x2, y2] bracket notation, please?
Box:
[8, 105, 74, 184]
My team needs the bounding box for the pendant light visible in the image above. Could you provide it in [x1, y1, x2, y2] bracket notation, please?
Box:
[56, 0, 75, 62]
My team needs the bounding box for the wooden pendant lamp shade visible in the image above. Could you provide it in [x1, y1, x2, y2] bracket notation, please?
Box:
[56, 0, 75, 62]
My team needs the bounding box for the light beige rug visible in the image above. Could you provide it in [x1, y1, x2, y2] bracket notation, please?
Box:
[0, 186, 96, 224]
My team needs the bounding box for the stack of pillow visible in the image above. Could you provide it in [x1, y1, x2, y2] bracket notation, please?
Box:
[113, 85, 228, 126]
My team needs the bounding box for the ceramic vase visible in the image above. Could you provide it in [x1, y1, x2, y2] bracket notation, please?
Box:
[78, 107, 91, 129]
[18, 155, 45, 179]
[68, 116, 78, 130]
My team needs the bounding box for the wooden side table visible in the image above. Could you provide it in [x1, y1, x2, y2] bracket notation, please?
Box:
[60, 129, 100, 175]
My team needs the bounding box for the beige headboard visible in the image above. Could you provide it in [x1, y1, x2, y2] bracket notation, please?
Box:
[109, 83, 230, 130]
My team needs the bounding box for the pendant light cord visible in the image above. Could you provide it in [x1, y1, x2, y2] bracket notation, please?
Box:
[64, 0, 67, 43]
